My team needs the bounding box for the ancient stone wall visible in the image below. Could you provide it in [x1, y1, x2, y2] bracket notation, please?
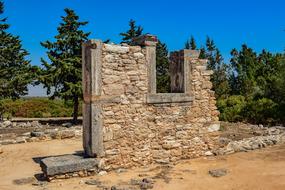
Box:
[82, 36, 220, 170]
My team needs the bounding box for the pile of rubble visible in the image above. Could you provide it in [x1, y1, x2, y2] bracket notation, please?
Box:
[0, 120, 43, 128]
[214, 125, 285, 155]
[0, 120, 82, 145]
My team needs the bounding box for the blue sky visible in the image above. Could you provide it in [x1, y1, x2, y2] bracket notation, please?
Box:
[3, 0, 285, 96]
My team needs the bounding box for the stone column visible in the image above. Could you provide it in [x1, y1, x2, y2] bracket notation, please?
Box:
[82, 40, 104, 158]
[146, 41, 157, 94]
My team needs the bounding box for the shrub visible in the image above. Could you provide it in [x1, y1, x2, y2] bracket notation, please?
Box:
[244, 98, 278, 124]
[1, 97, 82, 118]
[218, 95, 279, 125]
[217, 95, 246, 122]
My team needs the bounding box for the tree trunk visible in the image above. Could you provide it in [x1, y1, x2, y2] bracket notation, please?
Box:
[73, 96, 79, 124]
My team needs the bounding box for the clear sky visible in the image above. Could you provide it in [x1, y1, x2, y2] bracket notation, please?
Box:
[3, 0, 285, 96]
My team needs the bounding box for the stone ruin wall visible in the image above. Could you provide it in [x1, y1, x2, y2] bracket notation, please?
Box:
[82, 37, 220, 170]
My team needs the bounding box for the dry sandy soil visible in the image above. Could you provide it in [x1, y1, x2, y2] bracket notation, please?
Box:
[0, 138, 285, 190]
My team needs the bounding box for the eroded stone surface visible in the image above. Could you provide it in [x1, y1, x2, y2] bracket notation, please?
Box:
[40, 154, 98, 176]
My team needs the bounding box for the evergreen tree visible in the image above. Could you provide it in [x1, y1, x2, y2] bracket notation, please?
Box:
[211, 49, 230, 98]
[156, 40, 170, 93]
[199, 47, 207, 59]
[39, 8, 90, 123]
[230, 45, 259, 98]
[120, 19, 143, 44]
[0, 1, 35, 119]
[185, 36, 197, 50]
[205, 36, 217, 70]
[202, 37, 230, 98]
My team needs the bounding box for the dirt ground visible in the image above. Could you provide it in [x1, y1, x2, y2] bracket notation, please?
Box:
[0, 138, 285, 190]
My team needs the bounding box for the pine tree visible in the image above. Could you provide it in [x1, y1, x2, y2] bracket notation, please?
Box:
[0, 1, 35, 119]
[120, 19, 143, 44]
[199, 47, 207, 59]
[211, 50, 231, 98]
[39, 8, 90, 123]
[205, 36, 217, 70]
[203, 37, 230, 98]
[230, 45, 258, 98]
[185, 36, 197, 50]
[156, 40, 170, 93]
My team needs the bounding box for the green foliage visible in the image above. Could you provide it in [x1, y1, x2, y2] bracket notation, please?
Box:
[199, 47, 207, 59]
[196, 36, 285, 125]
[1, 98, 81, 118]
[185, 36, 197, 50]
[230, 45, 259, 97]
[156, 40, 170, 93]
[200, 37, 231, 99]
[244, 98, 278, 124]
[0, 1, 37, 119]
[39, 8, 90, 123]
[217, 45, 285, 125]
[120, 19, 143, 44]
[0, 1, 36, 99]
[217, 95, 246, 122]
[218, 96, 278, 124]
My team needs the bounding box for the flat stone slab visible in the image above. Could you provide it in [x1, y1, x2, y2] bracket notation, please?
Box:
[40, 154, 98, 176]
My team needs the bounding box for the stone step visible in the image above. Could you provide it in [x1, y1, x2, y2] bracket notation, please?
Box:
[40, 154, 99, 180]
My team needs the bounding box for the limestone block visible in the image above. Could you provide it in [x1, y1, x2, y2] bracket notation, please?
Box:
[104, 54, 115, 62]
[105, 149, 120, 156]
[129, 46, 141, 53]
[40, 154, 98, 176]
[202, 81, 213, 89]
[127, 70, 139, 76]
[104, 84, 124, 95]
[103, 75, 120, 84]
[207, 123, 220, 132]
[152, 149, 170, 159]
[176, 131, 188, 139]
[60, 130, 76, 139]
[104, 111, 114, 116]
[104, 44, 129, 53]
[133, 52, 144, 59]
[170, 148, 183, 156]
[103, 127, 113, 142]
[195, 65, 207, 71]
[201, 70, 214, 76]
[162, 140, 181, 149]
[122, 59, 136, 64]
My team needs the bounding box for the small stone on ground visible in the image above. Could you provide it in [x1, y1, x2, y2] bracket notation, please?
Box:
[85, 179, 102, 186]
[208, 168, 228, 177]
[98, 170, 107, 176]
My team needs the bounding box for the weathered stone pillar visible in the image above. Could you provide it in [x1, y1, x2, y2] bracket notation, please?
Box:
[82, 40, 104, 158]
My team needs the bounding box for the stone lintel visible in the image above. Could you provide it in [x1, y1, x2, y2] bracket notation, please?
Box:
[147, 93, 193, 104]
[40, 154, 98, 176]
